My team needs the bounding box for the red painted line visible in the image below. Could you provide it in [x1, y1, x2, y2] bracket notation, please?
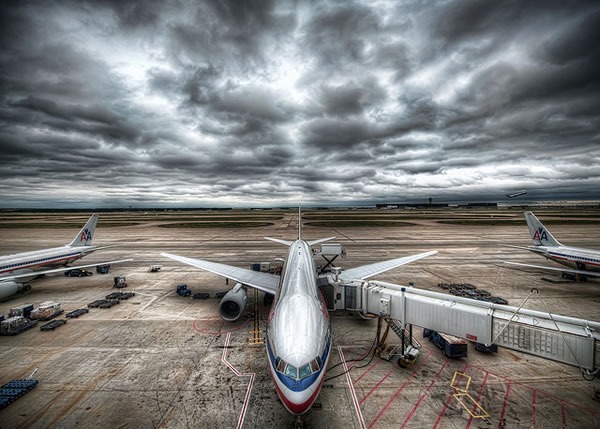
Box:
[498, 382, 512, 429]
[467, 362, 599, 418]
[400, 360, 450, 428]
[561, 400, 567, 429]
[466, 370, 489, 429]
[367, 349, 434, 429]
[433, 363, 469, 429]
[359, 369, 392, 406]
[354, 358, 381, 385]
[531, 389, 537, 428]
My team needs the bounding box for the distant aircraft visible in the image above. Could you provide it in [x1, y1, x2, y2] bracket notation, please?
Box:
[503, 211, 600, 279]
[0, 213, 131, 299]
[506, 190, 527, 198]
[162, 209, 437, 415]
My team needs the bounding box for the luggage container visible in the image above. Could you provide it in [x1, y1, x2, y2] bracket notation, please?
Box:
[30, 301, 63, 321]
[423, 329, 468, 358]
[9, 304, 33, 319]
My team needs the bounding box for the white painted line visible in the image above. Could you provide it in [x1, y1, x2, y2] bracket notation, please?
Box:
[221, 332, 255, 429]
[338, 346, 366, 429]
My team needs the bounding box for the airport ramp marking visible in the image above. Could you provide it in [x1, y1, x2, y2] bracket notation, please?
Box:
[367, 349, 434, 429]
[338, 346, 366, 429]
[434, 363, 469, 428]
[221, 332, 255, 429]
[400, 359, 450, 428]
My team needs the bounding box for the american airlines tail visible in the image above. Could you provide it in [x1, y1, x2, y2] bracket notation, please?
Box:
[68, 213, 98, 247]
[524, 211, 561, 247]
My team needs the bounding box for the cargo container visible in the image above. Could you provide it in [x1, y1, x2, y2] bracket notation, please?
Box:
[0, 316, 37, 336]
[9, 304, 33, 319]
[423, 329, 468, 358]
[30, 301, 63, 321]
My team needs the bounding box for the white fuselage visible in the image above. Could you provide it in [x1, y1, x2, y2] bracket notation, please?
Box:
[265, 240, 331, 414]
[532, 245, 600, 273]
[0, 245, 91, 278]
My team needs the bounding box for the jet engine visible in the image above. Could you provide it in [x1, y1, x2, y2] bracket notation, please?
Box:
[219, 283, 247, 321]
[0, 281, 28, 300]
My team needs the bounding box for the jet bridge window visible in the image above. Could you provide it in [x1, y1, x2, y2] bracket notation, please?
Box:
[345, 285, 357, 310]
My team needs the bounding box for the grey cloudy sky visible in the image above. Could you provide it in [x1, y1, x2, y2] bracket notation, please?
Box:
[1, 0, 599, 208]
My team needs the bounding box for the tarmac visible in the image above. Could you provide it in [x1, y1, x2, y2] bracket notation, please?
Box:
[0, 209, 599, 428]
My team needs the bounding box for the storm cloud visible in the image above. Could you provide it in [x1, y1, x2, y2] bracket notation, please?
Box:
[0, 0, 598, 208]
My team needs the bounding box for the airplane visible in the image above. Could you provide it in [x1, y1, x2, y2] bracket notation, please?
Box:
[0, 213, 131, 299]
[161, 210, 437, 415]
[506, 190, 527, 198]
[503, 211, 600, 279]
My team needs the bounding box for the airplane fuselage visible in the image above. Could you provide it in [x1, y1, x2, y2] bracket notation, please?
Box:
[531, 245, 600, 273]
[265, 239, 331, 414]
[0, 245, 92, 277]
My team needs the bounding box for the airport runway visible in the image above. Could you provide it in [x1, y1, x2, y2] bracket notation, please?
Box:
[0, 209, 599, 428]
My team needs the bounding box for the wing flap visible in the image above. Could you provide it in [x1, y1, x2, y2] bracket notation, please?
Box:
[161, 253, 279, 295]
[339, 250, 437, 281]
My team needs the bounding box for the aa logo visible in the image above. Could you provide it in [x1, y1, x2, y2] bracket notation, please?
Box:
[533, 227, 548, 242]
[80, 228, 92, 242]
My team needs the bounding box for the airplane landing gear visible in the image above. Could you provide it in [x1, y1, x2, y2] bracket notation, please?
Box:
[294, 415, 304, 429]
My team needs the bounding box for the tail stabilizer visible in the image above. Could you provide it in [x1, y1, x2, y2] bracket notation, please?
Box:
[68, 213, 98, 247]
[265, 237, 293, 246]
[524, 212, 561, 247]
[308, 236, 336, 247]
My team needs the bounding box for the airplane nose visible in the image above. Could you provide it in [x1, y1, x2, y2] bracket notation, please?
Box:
[280, 387, 319, 415]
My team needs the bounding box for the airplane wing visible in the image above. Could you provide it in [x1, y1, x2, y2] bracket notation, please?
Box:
[339, 250, 437, 281]
[161, 252, 280, 295]
[1, 259, 134, 282]
[502, 261, 600, 278]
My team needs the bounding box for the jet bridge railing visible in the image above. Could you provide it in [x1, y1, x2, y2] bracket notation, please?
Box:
[336, 280, 600, 373]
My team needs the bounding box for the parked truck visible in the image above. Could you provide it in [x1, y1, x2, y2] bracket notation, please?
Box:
[423, 329, 468, 358]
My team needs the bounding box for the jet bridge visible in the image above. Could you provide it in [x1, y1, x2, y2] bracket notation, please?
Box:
[331, 278, 600, 376]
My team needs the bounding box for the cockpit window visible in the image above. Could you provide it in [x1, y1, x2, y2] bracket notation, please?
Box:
[276, 356, 322, 380]
[284, 363, 298, 378]
[298, 363, 312, 379]
[309, 359, 319, 373]
[276, 357, 285, 373]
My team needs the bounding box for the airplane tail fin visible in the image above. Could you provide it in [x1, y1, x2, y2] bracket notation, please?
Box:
[524, 211, 561, 247]
[298, 206, 302, 240]
[68, 213, 98, 247]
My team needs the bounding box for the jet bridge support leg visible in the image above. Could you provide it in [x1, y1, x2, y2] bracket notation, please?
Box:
[374, 317, 421, 368]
